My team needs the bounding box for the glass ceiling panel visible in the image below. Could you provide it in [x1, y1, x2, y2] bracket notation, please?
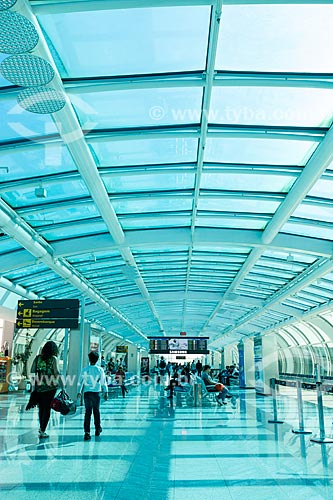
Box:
[211, 87, 333, 128]
[90, 138, 198, 166]
[113, 197, 192, 214]
[285, 325, 311, 345]
[282, 222, 333, 241]
[293, 203, 333, 223]
[284, 296, 319, 309]
[196, 216, 266, 230]
[0, 144, 77, 182]
[69, 251, 120, 263]
[38, 6, 211, 77]
[19, 203, 100, 225]
[197, 246, 250, 254]
[0, 97, 58, 142]
[277, 330, 294, 348]
[0, 239, 23, 255]
[304, 285, 333, 300]
[217, 5, 333, 73]
[103, 171, 195, 193]
[262, 250, 317, 265]
[2, 180, 89, 208]
[308, 178, 333, 200]
[205, 137, 317, 166]
[72, 88, 203, 129]
[200, 172, 295, 192]
[38, 222, 108, 241]
[321, 312, 333, 326]
[121, 215, 190, 230]
[303, 323, 329, 343]
[198, 198, 280, 213]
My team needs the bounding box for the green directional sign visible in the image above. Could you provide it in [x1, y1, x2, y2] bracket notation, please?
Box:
[16, 318, 79, 329]
[16, 308, 79, 319]
[16, 299, 80, 329]
[17, 299, 79, 310]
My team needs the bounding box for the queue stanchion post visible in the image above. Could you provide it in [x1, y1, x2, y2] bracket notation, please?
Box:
[268, 378, 284, 424]
[292, 380, 312, 435]
[193, 383, 202, 407]
[310, 381, 333, 444]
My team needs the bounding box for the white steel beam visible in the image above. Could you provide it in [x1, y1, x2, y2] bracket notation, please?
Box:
[30, 0, 333, 16]
[182, 0, 222, 329]
[31, 0, 216, 15]
[47, 227, 333, 259]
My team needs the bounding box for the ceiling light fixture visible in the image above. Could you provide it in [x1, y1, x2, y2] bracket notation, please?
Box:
[35, 186, 47, 198]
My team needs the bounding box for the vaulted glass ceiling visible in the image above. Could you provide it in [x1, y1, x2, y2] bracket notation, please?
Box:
[1, 0, 333, 350]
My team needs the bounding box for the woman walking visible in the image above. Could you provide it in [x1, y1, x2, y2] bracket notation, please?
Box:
[30, 341, 63, 438]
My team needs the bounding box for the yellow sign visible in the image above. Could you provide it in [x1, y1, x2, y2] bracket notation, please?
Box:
[116, 345, 128, 353]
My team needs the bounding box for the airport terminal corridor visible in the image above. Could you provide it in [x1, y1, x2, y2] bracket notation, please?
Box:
[1, 385, 333, 500]
[2, 1, 333, 499]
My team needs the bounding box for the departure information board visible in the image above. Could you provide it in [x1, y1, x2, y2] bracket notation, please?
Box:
[149, 337, 209, 354]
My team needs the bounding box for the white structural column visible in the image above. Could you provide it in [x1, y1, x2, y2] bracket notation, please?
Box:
[254, 334, 279, 396]
[223, 344, 234, 367]
[127, 345, 138, 373]
[66, 323, 91, 401]
[238, 338, 255, 389]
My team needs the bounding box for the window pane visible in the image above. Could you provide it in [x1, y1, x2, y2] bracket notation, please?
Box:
[211, 86, 333, 128]
[113, 197, 192, 214]
[201, 172, 296, 192]
[293, 203, 333, 223]
[282, 222, 333, 241]
[0, 97, 57, 142]
[198, 197, 280, 213]
[103, 171, 195, 193]
[0, 144, 76, 181]
[196, 216, 266, 230]
[38, 6, 211, 77]
[90, 138, 198, 166]
[308, 178, 333, 199]
[72, 88, 203, 129]
[217, 4, 333, 73]
[2, 180, 89, 208]
[205, 137, 317, 166]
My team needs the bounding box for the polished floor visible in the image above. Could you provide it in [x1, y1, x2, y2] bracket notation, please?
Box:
[1, 383, 333, 500]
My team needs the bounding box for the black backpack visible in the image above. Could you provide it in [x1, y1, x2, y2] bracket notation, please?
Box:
[159, 360, 166, 369]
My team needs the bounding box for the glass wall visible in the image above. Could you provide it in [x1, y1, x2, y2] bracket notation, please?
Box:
[277, 314, 333, 378]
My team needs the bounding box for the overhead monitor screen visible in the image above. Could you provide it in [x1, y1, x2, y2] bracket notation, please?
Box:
[169, 338, 188, 350]
[149, 337, 209, 354]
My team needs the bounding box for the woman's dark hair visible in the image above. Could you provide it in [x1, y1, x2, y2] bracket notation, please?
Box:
[203, 364, 211, 371]
[41, 341, 58, 360]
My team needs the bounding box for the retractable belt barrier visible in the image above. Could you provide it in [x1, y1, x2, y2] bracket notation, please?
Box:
[267, 378, 284, 424]
[268, 377, 333, 443]
[310, 377, 333, 444]
[292, 380, 312, 435]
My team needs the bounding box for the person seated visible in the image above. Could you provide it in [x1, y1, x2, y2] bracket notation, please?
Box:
[230, 364, 239, 377]
[201, 365, 230, 406]
[164, 373, 188, 399]
[105, 371, 113, 386]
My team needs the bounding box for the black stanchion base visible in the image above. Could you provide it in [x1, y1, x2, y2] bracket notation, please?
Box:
[292, 429, 312, 435]
[268, 420, 284, 424]
[310, 436, 333, 444]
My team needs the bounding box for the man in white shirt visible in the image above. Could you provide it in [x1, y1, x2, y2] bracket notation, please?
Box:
[77, 351, 108, 441]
